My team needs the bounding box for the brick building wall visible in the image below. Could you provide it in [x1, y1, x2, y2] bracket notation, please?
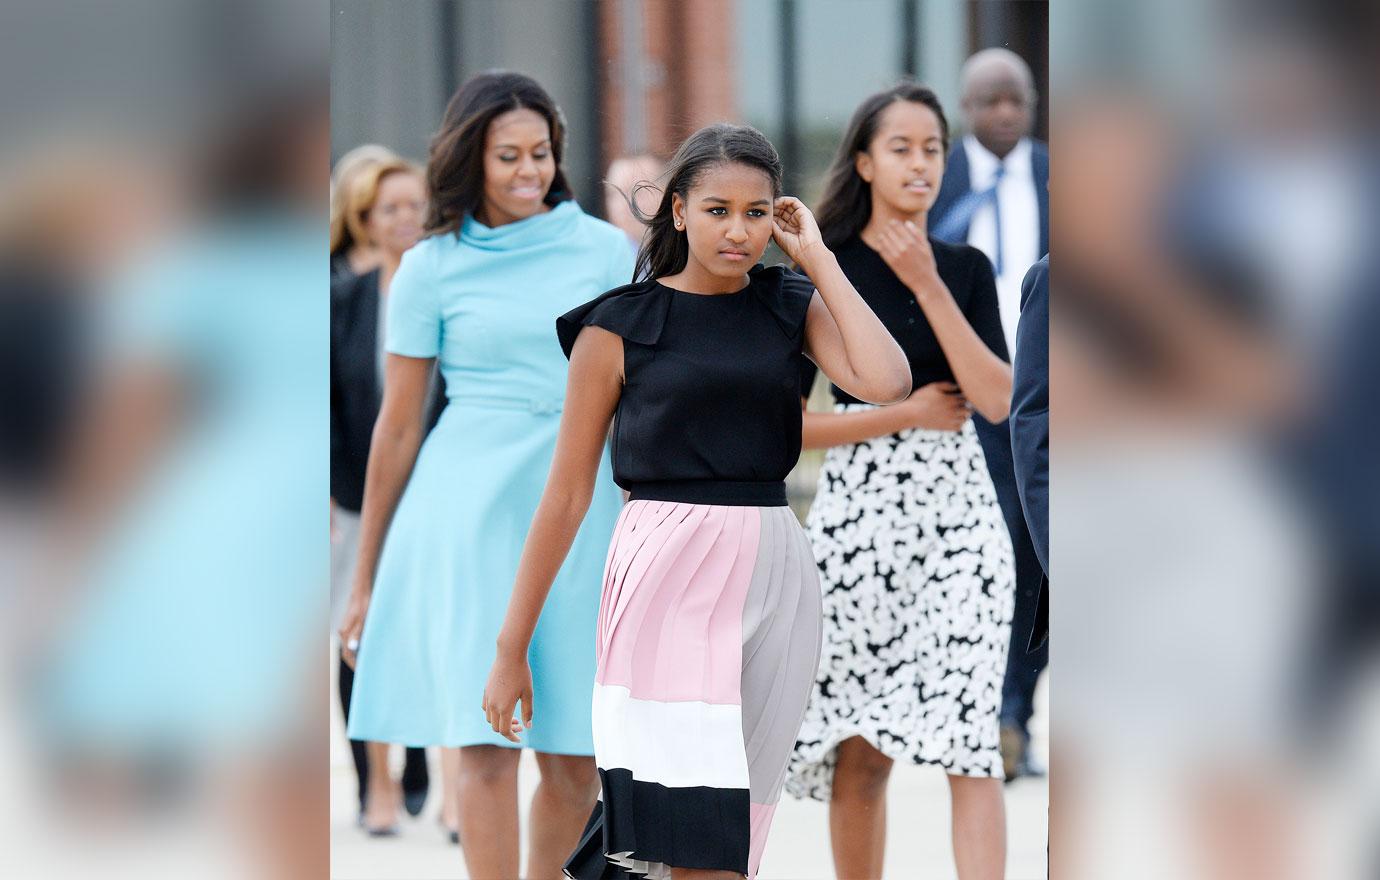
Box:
[599, 0, 738, 162]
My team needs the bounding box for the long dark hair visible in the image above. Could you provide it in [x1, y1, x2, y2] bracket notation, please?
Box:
[815, 83, 950, 249]
[425, 71, 573, 236]
[632, 123, 782, 282]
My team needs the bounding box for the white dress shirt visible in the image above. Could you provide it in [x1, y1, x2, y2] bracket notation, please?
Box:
[964, 135, 1041, 357]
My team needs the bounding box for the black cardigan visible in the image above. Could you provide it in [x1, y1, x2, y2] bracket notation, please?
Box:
[330, 268, 445, 511]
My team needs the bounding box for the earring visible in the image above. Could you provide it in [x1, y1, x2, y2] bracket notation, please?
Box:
[674, 219, 682, 229]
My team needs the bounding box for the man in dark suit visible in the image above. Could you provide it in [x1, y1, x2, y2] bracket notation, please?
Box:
[931, 47, 1049, 351]
[1012, 256, 1049, 651]
[930, 47, 1050, 779]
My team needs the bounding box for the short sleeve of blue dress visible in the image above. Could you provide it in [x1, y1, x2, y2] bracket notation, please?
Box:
[385, 242, 441, 358]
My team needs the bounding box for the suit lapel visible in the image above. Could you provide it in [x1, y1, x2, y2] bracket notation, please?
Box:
[930, 144, 973, 239]
[1032, 143, 1050, 258]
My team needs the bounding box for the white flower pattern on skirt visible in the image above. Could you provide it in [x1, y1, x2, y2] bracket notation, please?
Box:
[786, 409, 1015, 801]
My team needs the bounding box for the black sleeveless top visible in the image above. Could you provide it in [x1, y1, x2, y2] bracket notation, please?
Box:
[557, 263, 815, 506]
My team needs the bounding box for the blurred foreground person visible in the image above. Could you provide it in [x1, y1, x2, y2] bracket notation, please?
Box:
[21, 79, 329, 880]
[1053, 80, 1317, 880]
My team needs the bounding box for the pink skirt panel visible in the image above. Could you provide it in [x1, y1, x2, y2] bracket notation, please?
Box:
[594, 500, 761, 706]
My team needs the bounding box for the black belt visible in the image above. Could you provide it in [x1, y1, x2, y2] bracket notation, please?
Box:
[624, 479, 788, 507]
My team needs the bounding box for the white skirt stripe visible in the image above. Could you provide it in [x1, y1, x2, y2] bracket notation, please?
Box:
[592, 683, 750, 790]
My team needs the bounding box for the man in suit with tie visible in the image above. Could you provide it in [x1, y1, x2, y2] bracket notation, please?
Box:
[931, 47, 1049, 352]
[930, 47, 1049, 780]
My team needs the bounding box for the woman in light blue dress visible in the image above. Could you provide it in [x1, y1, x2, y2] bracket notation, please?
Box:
[337, 72, 630, 878]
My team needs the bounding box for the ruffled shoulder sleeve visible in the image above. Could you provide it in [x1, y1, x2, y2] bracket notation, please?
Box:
[749, 263, 816, 346]
[556, 279, 670, 360]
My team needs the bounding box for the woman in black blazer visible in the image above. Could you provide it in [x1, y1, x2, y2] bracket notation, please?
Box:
[330, 156, 445, 837]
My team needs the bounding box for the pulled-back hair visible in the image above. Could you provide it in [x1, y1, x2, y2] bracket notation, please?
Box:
[330, 157, 423, 254]
[631, 123, 782, 281]
[329, 144, 401, 257]
[815, 83, 950, 248]
[425, 71, 573, 237]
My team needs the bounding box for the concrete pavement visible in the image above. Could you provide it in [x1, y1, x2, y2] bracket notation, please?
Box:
[330, 661, 1048, 880]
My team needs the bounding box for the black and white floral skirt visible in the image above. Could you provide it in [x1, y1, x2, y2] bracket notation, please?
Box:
[785, 410, 1015, 801]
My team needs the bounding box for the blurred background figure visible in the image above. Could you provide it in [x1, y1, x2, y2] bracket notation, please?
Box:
[330, 154, 437, 836]
[602, 153, 664, 253]
[932, 47, 1048, 353]
[931, 45, 1050, 783]
[329, 143, 398, 283]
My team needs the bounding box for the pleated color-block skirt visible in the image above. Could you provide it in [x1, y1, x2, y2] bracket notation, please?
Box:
[565, 499, 823, 880]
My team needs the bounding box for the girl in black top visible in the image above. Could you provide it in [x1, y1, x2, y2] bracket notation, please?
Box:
[784, 84, 1016, 880]
[482, 124, 910, 879]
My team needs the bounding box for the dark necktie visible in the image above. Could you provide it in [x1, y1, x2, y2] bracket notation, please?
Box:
[933, 161, 1006, 274]
[990, 162, 1005, 275]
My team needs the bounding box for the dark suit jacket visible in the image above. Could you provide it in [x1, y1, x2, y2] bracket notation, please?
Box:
[926, 138, 1049, 660]
[929, 138, 1050, 260]
[330, 268, 445, 512]
[1011, 255, 1049, 649]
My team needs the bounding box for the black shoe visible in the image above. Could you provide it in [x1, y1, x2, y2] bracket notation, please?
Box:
[438, 818, 460, 846]
[403, 789, 427, 817]
[1016, 753, 1047, 779]
[1000, 722, 1030, 783]
[400, 748, 429, 817]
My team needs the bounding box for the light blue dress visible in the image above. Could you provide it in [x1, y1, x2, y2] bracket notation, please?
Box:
[347, 200, 631, 753]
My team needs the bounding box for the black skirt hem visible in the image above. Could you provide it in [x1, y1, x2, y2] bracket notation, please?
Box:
[563, 768, 751, 878]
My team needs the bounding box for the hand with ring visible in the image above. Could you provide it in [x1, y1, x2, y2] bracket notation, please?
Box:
[338, 590, 369, 669]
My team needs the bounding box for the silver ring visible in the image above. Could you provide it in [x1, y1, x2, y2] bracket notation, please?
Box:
[346, 637, 360, 652]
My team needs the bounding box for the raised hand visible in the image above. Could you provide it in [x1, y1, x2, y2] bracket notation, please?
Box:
[872, 219, 943, 296]
[771, 196, 824, 266]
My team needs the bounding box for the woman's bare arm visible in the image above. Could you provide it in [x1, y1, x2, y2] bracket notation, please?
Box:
[797, 252, 912, 406]
[770, 196, 910, 405]
[800, 380, 970, 449]
[337, 353, 436, 665]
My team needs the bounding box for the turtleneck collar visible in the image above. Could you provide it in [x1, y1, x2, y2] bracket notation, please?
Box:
[459, 198, 581, 251]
